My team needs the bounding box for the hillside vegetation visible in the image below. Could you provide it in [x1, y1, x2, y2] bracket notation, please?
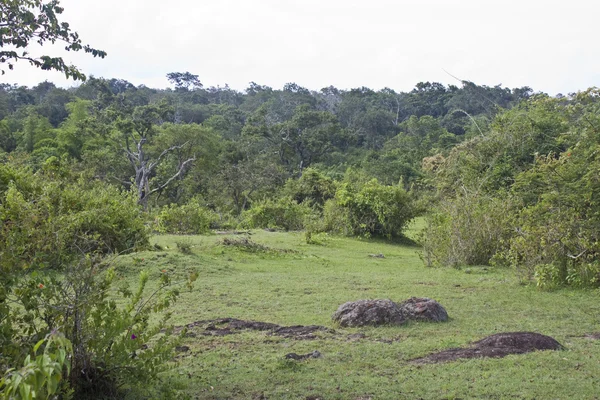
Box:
[2, 77, 600, 398]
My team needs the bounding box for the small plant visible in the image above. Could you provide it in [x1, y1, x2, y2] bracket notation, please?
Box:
[156, 199, 216, 235]
[176, 239, 194, 254]
[241, 197, 310, 231]
[221, 237, 270, 252]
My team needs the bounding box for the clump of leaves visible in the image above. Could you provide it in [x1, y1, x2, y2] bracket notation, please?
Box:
[420, 193, 515, 268]
[0, 332, 72, 400]
[220, 237, 297, 254]
[155, 199, 216, 234]
[324, 178, 416, 238]
[241, 197, 310, 231]
[176, 239, 194, 254]
[221, 237, 271, 252]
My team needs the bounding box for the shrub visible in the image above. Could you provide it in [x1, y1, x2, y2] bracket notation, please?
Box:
[1, 254, 196, 398]
[175, 238, 194, 254]
[420, 193, 515, 268]
[321, 198, 352, 236]
[329, 179, 416, 238]
[156, 199, 216, 234]
[0, 165, 149, 272]
[241, 197, 311, 231]
[0, 332, 72, 400]
[282, 168, 336, 209]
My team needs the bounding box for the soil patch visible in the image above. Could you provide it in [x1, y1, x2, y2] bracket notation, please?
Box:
[412, 332, 563, 364]
[181, 318, 333, 340]
[285, 350, 322, 360]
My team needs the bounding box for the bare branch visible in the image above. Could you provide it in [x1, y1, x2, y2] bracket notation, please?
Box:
[148, 142, 190, 171]
[147, 157, 196, 197]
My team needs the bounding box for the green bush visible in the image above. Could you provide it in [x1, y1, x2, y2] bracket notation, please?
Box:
[241, 197, 311, 231]
[421, 193, 515, 268]
[156, 199, 216, 234]
[0, 167, 149, 272]
[321, 198, 352, 236]
[329, 179, 415, 238]
[282, 168, 336, 209]
[498, 154, 600, 287]
[1, 332, 72, 400]
[1, 254, 196, 398]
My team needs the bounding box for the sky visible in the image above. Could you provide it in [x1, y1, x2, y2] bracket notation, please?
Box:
[2, 0, 599, 95]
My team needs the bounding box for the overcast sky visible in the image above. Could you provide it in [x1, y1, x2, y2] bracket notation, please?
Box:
[3, 0, 599, 95]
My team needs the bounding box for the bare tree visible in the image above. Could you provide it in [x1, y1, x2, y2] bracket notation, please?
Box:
[119, 103, 196, 209]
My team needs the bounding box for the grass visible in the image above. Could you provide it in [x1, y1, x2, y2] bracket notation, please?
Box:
[116, 225, 600, 399]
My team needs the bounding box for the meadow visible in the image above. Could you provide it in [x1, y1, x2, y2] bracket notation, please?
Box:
[113, 222, 600, 400]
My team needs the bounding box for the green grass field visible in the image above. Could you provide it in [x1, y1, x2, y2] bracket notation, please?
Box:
[117, 223, 600, 399]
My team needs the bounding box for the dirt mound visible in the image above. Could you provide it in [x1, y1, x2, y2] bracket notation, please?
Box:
[413, 332, 562, 364]
[284, 350, 322, 360]
[274, 325, 331, 339]
[332, 299, 406, 327]
[183, 318, 332, 339]
[398, 297, 448, 322]
[474, 332, 562, 351]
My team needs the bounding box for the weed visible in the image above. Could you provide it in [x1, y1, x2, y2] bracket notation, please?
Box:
[175, 239, 193, 254]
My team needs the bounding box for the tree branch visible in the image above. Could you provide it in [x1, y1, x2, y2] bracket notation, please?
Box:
[147, 157, 196, 196]
[148, 142, 190, 171]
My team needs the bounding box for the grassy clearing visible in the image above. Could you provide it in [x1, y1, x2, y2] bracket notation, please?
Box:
[116, 226, 600, 399]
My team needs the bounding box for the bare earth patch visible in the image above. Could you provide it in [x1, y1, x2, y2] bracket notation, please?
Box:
[181, 318, 333, 340]
[412, 332, 563, 364]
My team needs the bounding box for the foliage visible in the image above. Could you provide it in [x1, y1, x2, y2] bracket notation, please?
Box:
[0, 332, 72, 400]
[496, 92, 600, 287]
[175, 238, 194, 254]
[2, 252, 196, 398]
[0, 164, 149, 272]
[330, 178, 415, 238]
[281, 167, 336, 209]
[241, 197, 311, 231]
[156, 199, 216, 235]
[0, 0, 106, 80]
[420, 193, 515, 267]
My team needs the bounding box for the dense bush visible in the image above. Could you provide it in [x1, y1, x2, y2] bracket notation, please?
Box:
[282, 167, 336, 209]
[241, 197, 311, 230]
[496, 103, 600, 287]
[420, 193, 515, 267]
[155, 199, 216, 234]
[1, 254, 194, 398]
[326, 179, 416, 238]
[0, 165, 149, 271]
[0, 164, 180, 398]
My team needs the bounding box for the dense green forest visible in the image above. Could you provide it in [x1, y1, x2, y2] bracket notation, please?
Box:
[3, 0, 600, 398]
[0, 76, 533, 203]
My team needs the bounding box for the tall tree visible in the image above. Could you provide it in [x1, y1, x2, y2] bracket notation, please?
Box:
[116, 103, 196, 209]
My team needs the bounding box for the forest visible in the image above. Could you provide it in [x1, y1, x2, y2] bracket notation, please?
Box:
[2, 0, 600, 399]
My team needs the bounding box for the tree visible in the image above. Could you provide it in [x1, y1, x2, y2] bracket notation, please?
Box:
[245, 104, 341, 175]
[166, 71, 202, 91]
[0, 0, 106, 80]
[117, 103, 198, 209]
